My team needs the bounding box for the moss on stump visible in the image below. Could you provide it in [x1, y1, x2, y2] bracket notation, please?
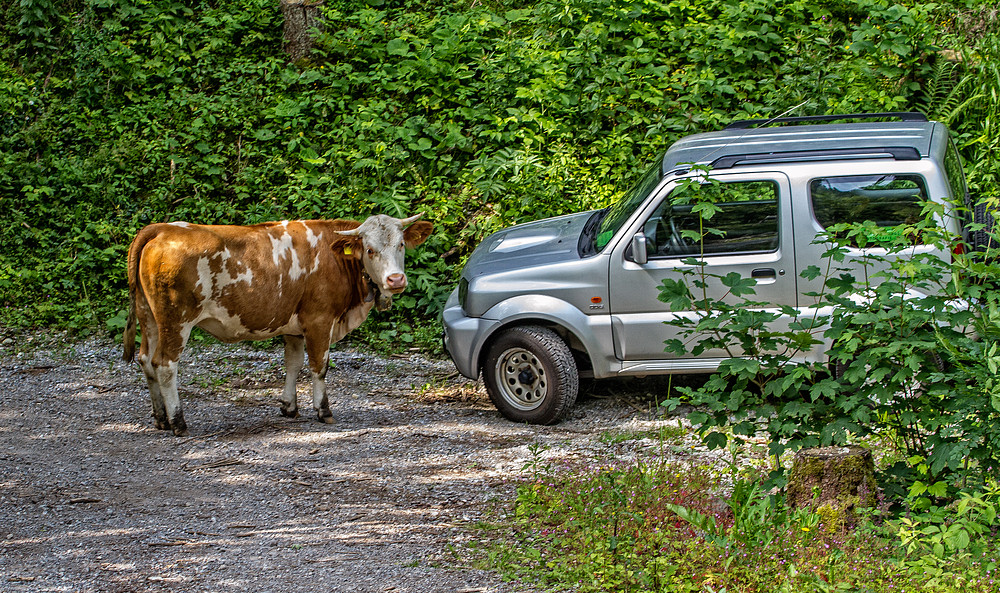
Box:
[787, 446, 878, 531]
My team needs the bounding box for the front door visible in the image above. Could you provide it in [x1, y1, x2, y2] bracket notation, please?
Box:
[609, 172, 797, 362]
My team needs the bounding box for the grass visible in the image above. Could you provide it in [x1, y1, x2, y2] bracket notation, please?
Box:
[475, 438, 1000, 593]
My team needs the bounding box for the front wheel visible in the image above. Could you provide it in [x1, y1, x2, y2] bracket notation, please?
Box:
[482, 326, 579, 425]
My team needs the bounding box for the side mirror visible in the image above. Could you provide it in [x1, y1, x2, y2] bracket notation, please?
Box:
[631, 232, 648, 265]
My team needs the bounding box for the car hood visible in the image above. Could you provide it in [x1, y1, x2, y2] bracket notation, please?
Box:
[464, 211, 597, 277]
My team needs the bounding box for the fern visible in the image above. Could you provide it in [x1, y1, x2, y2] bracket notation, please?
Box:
[917, 56, 980, 125]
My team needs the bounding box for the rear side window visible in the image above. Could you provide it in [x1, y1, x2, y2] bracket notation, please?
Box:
[944, 141, 968, 203]
[810, 175, 928, 244]
[645, 180, 779, 257]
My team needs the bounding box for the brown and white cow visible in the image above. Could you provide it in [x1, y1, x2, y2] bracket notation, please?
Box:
[123, 214, 433, 436]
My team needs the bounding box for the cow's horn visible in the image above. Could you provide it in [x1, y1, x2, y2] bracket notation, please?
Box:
[335, 227, 361, 236]
[399, 212, 424, 227]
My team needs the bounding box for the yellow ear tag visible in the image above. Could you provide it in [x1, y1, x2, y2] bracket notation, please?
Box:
[344, 246, 352, 255]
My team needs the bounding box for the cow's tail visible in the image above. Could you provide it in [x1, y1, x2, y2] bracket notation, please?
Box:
[123, 225, 158, 362]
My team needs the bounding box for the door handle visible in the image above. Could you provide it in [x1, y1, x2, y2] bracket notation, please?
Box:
[751, 268, 776, 279]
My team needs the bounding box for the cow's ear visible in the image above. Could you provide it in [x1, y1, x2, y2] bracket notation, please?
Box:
[331, 234, 363, 259]
[404, 221, 433, 248]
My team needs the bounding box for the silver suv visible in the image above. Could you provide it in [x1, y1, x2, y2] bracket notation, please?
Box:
[442, 113, 990, 424]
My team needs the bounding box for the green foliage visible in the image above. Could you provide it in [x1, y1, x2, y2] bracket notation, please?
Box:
[0, 0, 988, 345]
[888, 484, 1000, 590]
[660, 192, 1000, 497]
[917, 23, 1000, 201]
[486, 450, 1000, 592]
[666, 476, 822, 555]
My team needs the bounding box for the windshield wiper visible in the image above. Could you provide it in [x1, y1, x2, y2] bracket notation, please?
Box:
[577, 208, 609, 257]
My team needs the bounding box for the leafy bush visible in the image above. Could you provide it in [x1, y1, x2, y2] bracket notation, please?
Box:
[658, 190, 1000, 502]
[0, 0, 989, 344]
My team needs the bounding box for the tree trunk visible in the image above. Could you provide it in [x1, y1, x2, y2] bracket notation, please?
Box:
[281, 0, 325, 62]
[786, 446, 878, 531]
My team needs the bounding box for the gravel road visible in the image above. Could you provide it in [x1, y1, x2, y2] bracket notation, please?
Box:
[0, 332, 687, 593]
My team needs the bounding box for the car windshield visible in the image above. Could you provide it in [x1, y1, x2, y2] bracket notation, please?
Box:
[591, 160, 663, 252]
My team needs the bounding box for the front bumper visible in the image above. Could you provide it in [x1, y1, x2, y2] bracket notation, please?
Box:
[441, 288, 498, 380]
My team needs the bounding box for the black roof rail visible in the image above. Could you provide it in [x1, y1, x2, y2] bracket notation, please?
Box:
[711, 146, 921, 169]
[724, 112, 928, 130]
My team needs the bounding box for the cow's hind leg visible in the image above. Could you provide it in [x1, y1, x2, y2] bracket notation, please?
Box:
[136, 307, 170, 430]
[305, 336, 333, 424]
[140, 337, 169, 430]
[156, 360, 188, 436]
[279, 335, 305, 418]
[151, 325, 191, 437]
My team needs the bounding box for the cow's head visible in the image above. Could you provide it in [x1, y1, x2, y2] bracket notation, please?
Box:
[331, 213, 433, 311]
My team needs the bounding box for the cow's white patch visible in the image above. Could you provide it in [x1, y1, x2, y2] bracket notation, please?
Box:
[191, 255, 256, 339]
[200, 313, 303, 342]
[195, 255, 253, 299]
[218, 249, 254, 288]
[196, 298, 249, 338]
[270, 232, 306, 280]
[305, 226, 322, 248]
[194, 257, 214, 302]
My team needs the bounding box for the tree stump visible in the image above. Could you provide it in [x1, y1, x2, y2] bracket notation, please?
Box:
[786, 446, 877, 531]
[281, 0, 325, 62]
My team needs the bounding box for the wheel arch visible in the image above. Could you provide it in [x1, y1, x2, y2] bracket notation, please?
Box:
[475, 296, 601, 378]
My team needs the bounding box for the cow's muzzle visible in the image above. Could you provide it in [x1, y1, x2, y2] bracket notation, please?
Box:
[385, 273, 407, 293]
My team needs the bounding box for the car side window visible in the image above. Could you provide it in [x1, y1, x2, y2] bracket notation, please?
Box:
[944, 142, 968, 203]
[809, 175, 928, 245]
[643, 180, 779, 257]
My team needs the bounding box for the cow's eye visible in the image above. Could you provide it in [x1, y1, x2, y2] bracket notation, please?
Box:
[367, 248, 375, 257]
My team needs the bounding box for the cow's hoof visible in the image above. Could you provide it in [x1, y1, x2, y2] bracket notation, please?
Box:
[317, 411, 334, 424]
[154, 419, 170, 431]
[279, 407, 300, 419]
[170, 416, 188, 437]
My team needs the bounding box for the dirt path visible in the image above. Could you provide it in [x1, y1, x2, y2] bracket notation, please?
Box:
[0, 333, 683, 593]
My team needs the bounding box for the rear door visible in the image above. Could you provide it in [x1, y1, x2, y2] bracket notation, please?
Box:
[608, 172, 796, 362]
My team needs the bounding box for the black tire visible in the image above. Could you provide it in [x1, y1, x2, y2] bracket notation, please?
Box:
[829, 357, 850, 380]
[829, 347, 945, 382]
[972, 199, 998, 252]
[482, 326, 579, 425]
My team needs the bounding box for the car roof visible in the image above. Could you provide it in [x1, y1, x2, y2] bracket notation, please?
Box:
[661, 112, 945, 174]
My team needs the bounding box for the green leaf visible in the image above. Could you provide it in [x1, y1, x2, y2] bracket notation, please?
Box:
[719, 357, 760, 376]
[703, 431, 728, 450]
[387, 38, 410, 56]
[720, 271, 757, 297]
[657, 278, 692, 310]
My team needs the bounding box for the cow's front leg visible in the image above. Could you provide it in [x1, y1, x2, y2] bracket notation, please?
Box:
[304, 336, 333, 424]
[279, 335, 305, 418]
